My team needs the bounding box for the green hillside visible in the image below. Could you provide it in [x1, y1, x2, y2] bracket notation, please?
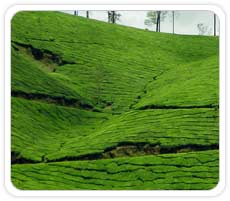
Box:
[12, 150, 218, 190]
[11, 11, 219, 190]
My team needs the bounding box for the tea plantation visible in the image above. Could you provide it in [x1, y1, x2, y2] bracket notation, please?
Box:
[11, 11, 219, 190]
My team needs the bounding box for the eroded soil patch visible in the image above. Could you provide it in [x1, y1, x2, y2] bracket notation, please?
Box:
[12, 142, 219, 164]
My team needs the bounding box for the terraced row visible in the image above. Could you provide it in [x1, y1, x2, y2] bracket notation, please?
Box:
[11, 11, 219, 190]
[12, 97, 218, 162]
[133, 56, 219, 109]
[11, 11, 219, 112]
[12, 150, 219, 190]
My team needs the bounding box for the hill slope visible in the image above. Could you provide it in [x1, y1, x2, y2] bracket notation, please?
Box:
[11, 11, 219, 190]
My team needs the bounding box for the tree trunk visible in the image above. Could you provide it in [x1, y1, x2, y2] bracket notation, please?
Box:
[86, 11, 89, 18]
[108, 11, 110, 23]
[172, 11, 175, 34]
[112, 11, 115, 24]
[158, 11, 161, 32]
[156, 16, 158, 32]
[156, 11, 160, 32]
[214, 14, 216, 36]
[159, 16, 161, 32]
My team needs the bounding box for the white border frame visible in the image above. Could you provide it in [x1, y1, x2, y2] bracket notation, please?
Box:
[4, 4, 226, 197]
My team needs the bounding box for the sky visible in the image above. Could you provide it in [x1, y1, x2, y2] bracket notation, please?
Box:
[62, 10, 220, 36]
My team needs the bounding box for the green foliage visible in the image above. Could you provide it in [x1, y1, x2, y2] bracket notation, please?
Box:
[145, 11, 158, 26]
[11, 97, 109, 161]
[12, 150, 219, 190]
[145, 11, 168, 30]
[11, 47, 81, 100]
[133, 56, 219, 108]
[11, 11, 219, 112]
[11, 11, 219, 190]
[12, 97, 218, 161]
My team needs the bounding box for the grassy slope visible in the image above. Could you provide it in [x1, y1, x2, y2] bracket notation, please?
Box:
[12, 97, 218, 162]
[12, 150, 218, 190]
[11, 11, 219, 190]
[133, 56, 219, 108]
[12, 47, 81, 99]
[11, 97, 109, 161]
[11, 11, 219, 111]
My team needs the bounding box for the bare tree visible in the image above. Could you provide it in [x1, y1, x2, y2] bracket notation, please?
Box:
[108, 11, 121, 24]
[145, 11, 168, 32]
[197, 23, 211, 35]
